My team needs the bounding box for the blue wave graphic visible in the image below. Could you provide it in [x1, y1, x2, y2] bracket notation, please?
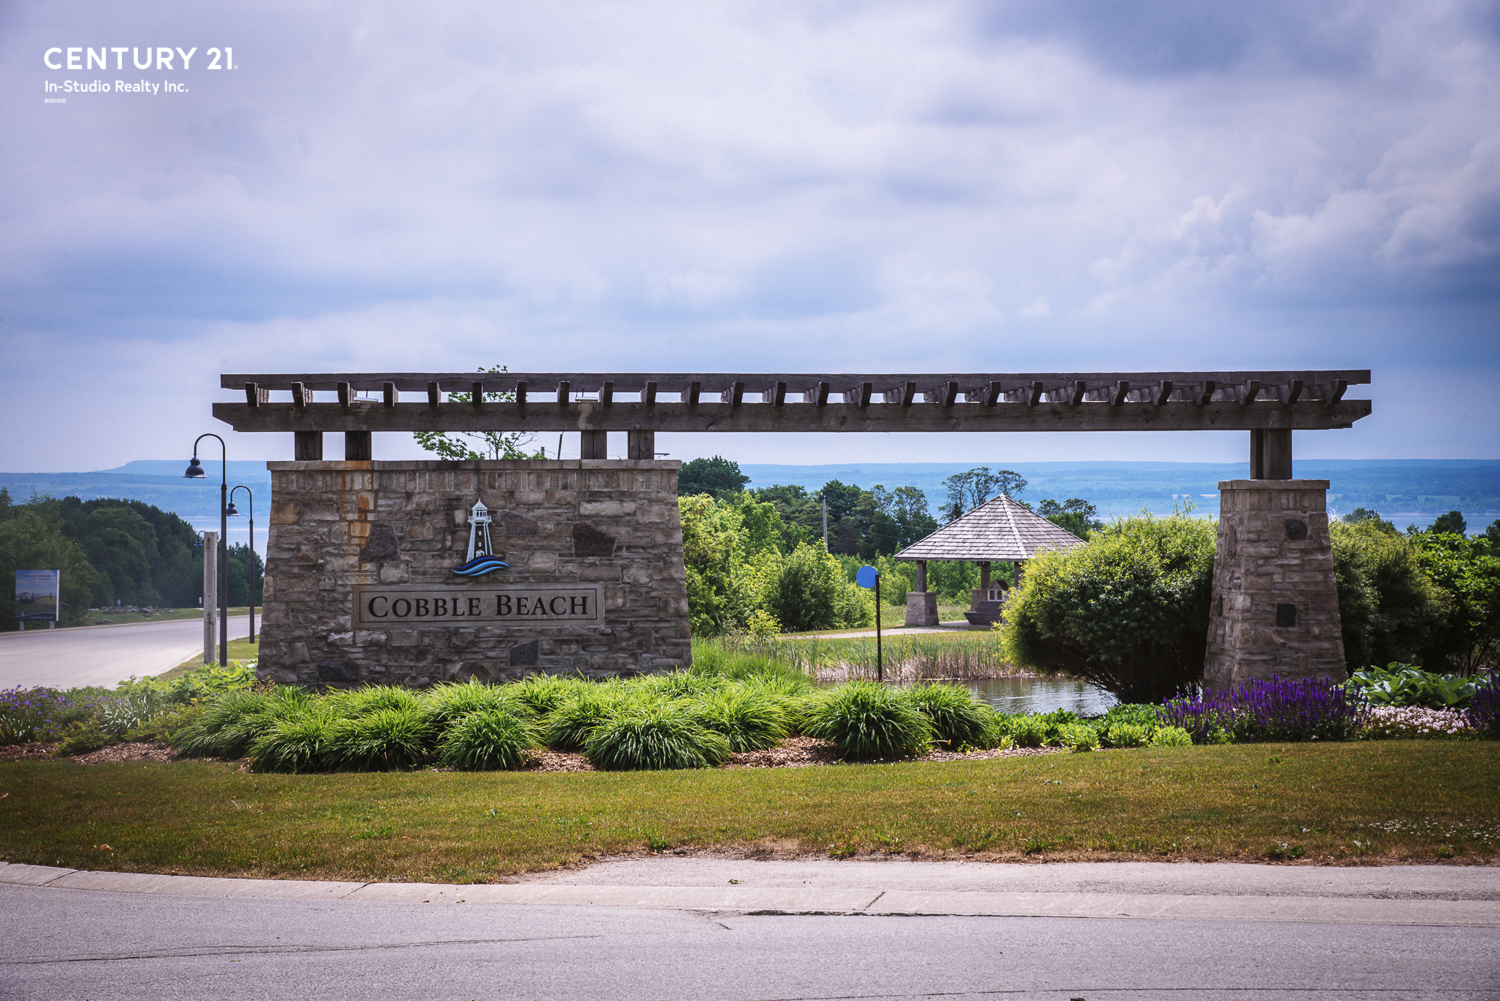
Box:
[451, 556, 511, 577]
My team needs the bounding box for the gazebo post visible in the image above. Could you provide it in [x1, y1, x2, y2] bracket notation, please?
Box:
[972, 561, 991, 613]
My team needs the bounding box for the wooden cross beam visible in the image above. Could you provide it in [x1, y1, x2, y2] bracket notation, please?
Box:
[217, 370, 1369, 434]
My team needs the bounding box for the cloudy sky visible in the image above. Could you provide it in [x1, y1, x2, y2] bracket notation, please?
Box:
[2, 0, 1496, 471]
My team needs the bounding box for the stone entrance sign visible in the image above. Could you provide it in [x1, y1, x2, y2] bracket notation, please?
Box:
[258, 459, 690, 687]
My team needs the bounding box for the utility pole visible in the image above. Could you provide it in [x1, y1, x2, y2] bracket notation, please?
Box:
[822, 497, 828, 548]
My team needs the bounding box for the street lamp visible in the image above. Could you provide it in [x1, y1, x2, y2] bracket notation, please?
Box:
[185, 434, 229, 667]
[228, 485, 256, 643]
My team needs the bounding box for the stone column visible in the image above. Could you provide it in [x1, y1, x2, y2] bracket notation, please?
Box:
[904, 560, 937, 627]
[1204, 479, 1345, 690]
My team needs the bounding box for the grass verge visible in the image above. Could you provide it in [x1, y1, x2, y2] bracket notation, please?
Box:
[1, 742, 1494, 883]
[170, 640, 259, 674]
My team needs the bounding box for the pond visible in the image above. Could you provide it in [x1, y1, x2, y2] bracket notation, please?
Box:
[963, 677, 1117, 717]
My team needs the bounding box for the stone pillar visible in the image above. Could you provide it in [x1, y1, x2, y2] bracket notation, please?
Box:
[1205, 479, 1345, 690]
[904, 592, 938, 626]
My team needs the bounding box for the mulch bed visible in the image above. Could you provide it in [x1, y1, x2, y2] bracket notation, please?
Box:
[5, 738, 1064, 771]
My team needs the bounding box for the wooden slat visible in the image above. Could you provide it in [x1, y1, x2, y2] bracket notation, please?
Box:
[644, 381, 657, 406]
[383, 382, 397, 408]
[1154, 380, 1173, 407]
[1112, 381, 1130, 407]
[472, 381, 484, 409]
[600, 380, 614, 406]
[222, 369, 1373, 394]
[427, 382, 440, 409]
[557, 380, 570, 405]
[515, 381, 527, 406]
[291, 382, 309, 408]
[338, 382, 352, 409]
[214, 398, 1372, 434]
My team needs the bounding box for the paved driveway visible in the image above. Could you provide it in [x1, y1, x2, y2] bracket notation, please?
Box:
[0, 616, 250, 689]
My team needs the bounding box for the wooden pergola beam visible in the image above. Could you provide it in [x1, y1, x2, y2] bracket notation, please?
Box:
[214, 398, 1370, 433]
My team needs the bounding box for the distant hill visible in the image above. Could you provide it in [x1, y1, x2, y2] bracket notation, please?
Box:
[739, 460, 1500, 530]
[3, 458, 1497, 536]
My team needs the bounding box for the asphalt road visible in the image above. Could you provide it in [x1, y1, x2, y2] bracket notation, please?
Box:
[0, 616, 251, 689]
[2, 861, 1498, 1001]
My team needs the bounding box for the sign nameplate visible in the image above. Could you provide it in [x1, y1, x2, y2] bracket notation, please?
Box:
[353, 584, 605, 627]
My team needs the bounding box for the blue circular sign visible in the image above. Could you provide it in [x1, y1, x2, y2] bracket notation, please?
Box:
[855, 565, 879, 589]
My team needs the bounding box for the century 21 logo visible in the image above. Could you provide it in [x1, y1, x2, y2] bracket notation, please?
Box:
[44, 47, 236, 71]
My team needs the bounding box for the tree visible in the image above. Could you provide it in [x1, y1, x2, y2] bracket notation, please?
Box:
[1343, 508, 1397, 534]
[941, 467, 1025, 521]
[1410, 531, 1500, 675]
[762, 542, 871, 633]
[677, 456, 750, 499]
[0, 508, 101, 628]
[1430, 510, 1468, 536]
[413, 365, 541, 460]
[1001, 511, 1216, 703]
[225, 543, 265, 607]
[1037, 498, 1102, 540]
[1329, 521, 1448, 671]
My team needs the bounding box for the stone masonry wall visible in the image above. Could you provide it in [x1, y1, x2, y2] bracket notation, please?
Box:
[1204, 479, 1345, 690]
[258, 459, 690, 687]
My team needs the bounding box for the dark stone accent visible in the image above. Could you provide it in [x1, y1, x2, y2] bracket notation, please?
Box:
[1224, 524, 1238, 558]
[456, 661, 494, 682]
[572, 522, 616, 558]
[359, 524, 400, 561]
[1275, 603, 1297, 627]
[1216, 596, 1223, 617]
[317, 660, 359, 683]
[509, 640, 540, 667]
[497, 510, 540, 536]
[1285, 519, 1308, 541]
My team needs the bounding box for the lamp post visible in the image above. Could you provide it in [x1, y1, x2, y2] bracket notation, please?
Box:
[185, 434, 229, 667]
[227, 485, 255, 642]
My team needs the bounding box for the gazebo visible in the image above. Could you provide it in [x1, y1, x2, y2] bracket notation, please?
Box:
[895, 495, 1085, 627]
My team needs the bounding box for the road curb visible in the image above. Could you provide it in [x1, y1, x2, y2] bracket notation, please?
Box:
[4, 862, 1498, 926]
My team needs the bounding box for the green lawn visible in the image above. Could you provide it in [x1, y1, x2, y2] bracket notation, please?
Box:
[2, 742, 1494, 883]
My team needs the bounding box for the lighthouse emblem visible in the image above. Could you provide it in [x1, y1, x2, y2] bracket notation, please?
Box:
[453, 500, 511, 577]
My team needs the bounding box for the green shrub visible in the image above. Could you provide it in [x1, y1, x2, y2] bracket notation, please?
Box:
[803, 682, 931, 760]
[763, 542, 872, 633]
[1349, 664, 1478, 709]
[905, 684, 994, 749]
[1059, 722, 1100, 752]
[438, 708, 538, 770]
[692, 688, 789, 751]
[1006, 715, 1049, 748]
[328, 707, 433, 771]
[1150, 725, 1193, 747]
[584, 703, 731, 771]
[1002, 511, 1217, 703]
[124, 703, 204, 745]
[1101, 722, 1150, 748]
[249, 711, 339, 774]
[97, 692, 164, 736]
[1331, 522, 1448, 670]
[1098, 703, 1166, 729]
[57, 720, 114, 755]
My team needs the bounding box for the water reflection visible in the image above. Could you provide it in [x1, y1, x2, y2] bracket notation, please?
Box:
[965, 677, 1117, 717]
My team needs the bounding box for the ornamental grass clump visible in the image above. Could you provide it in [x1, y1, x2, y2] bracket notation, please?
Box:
[545, 685, 637, 751]
[905, 683, 995, 750]
[438, 708, 539, 770]
[1164, 675, 1366, 744]
[692, 688, 789, 752]
[172, 689, 285, 759]
[249, 710, 339, 774]
[509, 674, 585, 721]
[327, 707, 433, 771]
[420, 679, 521, 730]
[803, 681, 931, 760]
[325, 684, 424, 718]
[583, 703, 731, 771]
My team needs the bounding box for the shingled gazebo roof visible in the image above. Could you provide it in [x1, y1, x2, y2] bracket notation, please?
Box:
[896, 495, 1086, 563]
